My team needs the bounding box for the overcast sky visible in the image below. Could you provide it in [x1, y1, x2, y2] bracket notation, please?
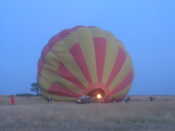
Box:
[0, 0, 175, 95]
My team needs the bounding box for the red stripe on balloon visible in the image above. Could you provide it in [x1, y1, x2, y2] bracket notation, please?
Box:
[38, 26, 97, 75]
[70, 43, 92, 83]
[42, 29, 71, 58]
[41, 26, 93, 59]
[107, 71, 133, 96]
[39, 26, 90, 75]
[39, 29, 72, 74]
[58, 63, 85, 89]
[71, 25, 85, 30]
[94, 37, 107, 82]
[48, 84, 81, 97]
[106, 47, 127, 87]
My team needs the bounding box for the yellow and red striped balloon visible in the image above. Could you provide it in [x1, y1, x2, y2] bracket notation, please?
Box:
[37, 26, 134, 102]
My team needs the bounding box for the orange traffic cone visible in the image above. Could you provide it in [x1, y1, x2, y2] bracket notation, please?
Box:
[9, 95, 16, 105]
[0, 96, 2, 104]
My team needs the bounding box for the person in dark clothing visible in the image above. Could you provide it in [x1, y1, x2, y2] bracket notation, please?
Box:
[149, 96, 155, 102]
[124, 96, 131, 103]
[48, 96, 53, 103]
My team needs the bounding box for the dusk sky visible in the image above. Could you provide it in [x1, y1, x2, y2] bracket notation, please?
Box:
[0, 0, 175, 95]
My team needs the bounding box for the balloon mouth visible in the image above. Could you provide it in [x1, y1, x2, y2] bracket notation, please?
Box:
[87, 88, 106, 102]
[96, 93, 103, 100]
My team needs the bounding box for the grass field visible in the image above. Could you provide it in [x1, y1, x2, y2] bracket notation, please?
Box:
[0, 96, 175, 131]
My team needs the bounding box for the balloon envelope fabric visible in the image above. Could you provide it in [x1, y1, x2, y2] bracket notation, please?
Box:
[37, 26, 134, 102]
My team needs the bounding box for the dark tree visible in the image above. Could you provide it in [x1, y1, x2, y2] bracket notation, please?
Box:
[30, 83, 41, 96]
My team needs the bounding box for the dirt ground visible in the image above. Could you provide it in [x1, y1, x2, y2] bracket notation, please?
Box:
[0, 96, 175, 131]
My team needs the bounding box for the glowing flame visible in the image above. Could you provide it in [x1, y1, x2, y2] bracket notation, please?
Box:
[96, 94, 102, 99]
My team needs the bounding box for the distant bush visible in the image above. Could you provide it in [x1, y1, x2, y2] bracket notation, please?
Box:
[15, 93, 36, 96]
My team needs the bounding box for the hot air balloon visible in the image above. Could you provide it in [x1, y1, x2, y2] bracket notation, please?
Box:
[37, 26, 134, 102]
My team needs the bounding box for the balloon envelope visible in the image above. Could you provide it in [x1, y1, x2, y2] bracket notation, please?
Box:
[37, 26, 134, 102]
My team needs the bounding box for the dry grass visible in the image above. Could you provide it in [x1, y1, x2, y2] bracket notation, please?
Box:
[0, 96, 175, 131]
